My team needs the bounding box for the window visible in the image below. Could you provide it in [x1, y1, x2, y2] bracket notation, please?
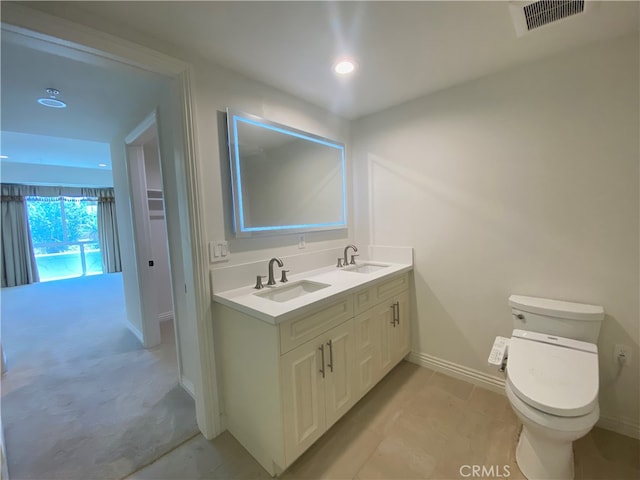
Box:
[26, 197, 103, 282]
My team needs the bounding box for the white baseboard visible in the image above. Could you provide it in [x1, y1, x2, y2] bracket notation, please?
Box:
[180, 375, 195, 399]
[158, 311, 173, 322]
[407, 350, 640, 440]
[123, 318, 144, 345]
[407, 351, 506, 395]
[597, 414, 640, 440]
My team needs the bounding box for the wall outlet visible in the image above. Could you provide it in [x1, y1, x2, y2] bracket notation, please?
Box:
[298, 234, 306, 249]
[614, 344, 631, 366]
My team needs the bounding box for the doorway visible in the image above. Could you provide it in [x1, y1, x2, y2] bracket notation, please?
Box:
[2, 0, 222, 452]
[125, 112, 180, 356]
[0, 25, 199, 480]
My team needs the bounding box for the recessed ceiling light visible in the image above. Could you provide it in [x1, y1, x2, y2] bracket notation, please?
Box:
[98, 163, 108, 167]
[333, 58, 357, 75]
[37, 88, 67, 109]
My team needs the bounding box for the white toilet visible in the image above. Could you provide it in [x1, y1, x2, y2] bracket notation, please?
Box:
[505, 295, 604, 480]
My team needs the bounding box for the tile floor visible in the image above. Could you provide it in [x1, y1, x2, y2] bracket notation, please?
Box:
[127, 361, 640, 480]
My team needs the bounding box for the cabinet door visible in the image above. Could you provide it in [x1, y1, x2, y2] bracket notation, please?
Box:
[355, 309, 379, 398]
[281, 338, 327, 464]
[391, 290, 411, 364]
[377, 301, 396, 377]
[324, 319, 356, 428]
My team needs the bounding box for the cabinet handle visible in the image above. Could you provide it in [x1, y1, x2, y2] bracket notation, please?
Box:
[319, 344, 325, 378]
[390, 304, 396, 327]
[326, 339, 334, 373]
[391, 302, 400, 326]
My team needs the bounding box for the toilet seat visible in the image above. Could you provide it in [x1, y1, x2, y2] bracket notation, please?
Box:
[505, 380, 600, 432]
[507, 329, 599, 417]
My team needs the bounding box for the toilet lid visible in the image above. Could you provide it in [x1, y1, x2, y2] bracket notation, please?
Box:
[507, 330, 599, 417]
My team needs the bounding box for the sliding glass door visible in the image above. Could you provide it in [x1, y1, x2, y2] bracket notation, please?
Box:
[26, 197, 103, 282]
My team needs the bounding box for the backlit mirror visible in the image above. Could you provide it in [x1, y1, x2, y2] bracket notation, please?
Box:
[226, 109, 347, 237]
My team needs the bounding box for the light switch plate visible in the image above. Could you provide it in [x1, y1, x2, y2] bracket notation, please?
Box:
[209, 240, 229, 263]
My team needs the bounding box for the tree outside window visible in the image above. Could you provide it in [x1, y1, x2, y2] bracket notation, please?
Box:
[26, 197, 103, 281]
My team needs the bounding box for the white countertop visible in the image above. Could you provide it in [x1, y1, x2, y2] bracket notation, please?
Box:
[213, 261, 412, 324]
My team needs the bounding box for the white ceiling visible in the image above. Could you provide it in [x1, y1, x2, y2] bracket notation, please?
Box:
[0, 34, 166, 143]
[29, 0, 640, 119]
[0, 30, 167, 173]
[1, 1, 637, 174]
[0, 132, 112, 169]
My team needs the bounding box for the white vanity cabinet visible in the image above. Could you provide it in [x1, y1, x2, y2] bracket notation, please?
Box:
[214, 272, 410, 476]
[354, 274, 410, 397]
[281, 317, 356, 462]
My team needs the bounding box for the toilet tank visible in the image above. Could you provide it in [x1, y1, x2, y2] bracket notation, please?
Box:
[508, 295, 604, 343]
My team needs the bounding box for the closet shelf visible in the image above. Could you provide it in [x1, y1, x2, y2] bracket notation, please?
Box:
[147, 189, 164, 218]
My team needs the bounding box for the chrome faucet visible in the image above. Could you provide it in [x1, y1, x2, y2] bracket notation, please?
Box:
[267, 257, 284, 286]
[343, 244, 358, 266]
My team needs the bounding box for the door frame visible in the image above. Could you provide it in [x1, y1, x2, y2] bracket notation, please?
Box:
[125, 111, 162, 349]
[0, 3, 222, 439]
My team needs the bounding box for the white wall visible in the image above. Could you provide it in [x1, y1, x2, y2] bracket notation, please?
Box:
[353, 33, 639, 434]
[156, 78, 200, 397]
[109, 76, 203, 398]
[191, 64, 352, 269]
[108, 80, 168, 345]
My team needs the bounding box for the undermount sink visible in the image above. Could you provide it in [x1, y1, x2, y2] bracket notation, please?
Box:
[342, 262, 390, 274]
[255, 280, 330, 303]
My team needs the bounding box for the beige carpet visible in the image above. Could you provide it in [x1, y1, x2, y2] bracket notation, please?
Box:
[1, 273, 198, 480]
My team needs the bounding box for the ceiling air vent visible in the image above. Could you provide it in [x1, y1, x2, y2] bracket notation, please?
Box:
[524, 0, 584, 30]
[509, 0, 594, 37]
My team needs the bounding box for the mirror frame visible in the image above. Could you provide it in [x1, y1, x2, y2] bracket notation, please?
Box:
[226, 108, 347, 237]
